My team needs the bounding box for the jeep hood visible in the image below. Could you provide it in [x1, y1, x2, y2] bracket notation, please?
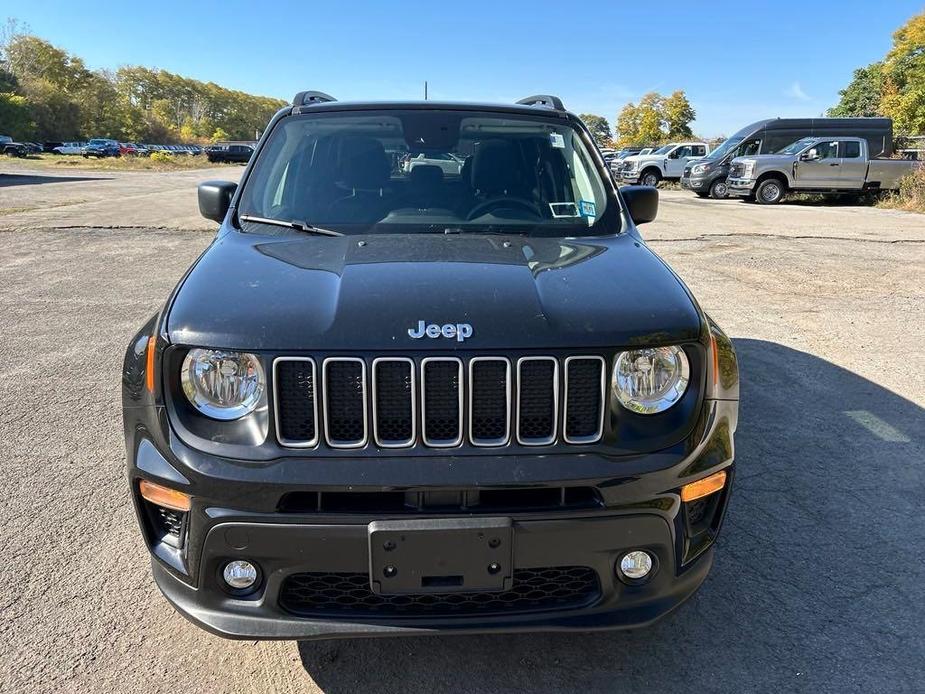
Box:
[166, 230, 703, 351]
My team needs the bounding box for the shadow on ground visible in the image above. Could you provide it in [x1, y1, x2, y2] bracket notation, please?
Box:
[0, 172, 110, 187]
[296, 339, 924, 693]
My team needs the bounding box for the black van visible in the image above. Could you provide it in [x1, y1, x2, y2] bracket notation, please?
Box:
[681, 117, 892, 199]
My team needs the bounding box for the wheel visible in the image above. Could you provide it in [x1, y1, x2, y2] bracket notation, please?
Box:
[709, 179, 729, 199]
[755, 178, 785, 204]
[641, 169, 661, 188]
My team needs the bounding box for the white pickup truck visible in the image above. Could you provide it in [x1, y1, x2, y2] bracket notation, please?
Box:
[727, 136, 918, 204]
[618, 142, 708, 187]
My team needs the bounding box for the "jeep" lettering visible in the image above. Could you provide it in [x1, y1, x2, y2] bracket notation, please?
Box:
[408, 320, 473, 343]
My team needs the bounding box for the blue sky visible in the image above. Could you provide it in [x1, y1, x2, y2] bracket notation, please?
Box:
[7, 0, 923, 137]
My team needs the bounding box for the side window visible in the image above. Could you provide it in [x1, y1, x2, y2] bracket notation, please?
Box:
[740, 139, 761, 156]
[674, 146, 692, 158]
[841, 141, 861, 158]
[813, 141, 838, 159]
[692, 145, 706, 156]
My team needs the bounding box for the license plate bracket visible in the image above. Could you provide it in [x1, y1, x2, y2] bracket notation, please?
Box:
[368, 517, 513, 595]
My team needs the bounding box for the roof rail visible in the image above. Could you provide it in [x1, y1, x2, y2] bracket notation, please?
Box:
[292, 91, 337, 106]
[516, 94, 565, 111]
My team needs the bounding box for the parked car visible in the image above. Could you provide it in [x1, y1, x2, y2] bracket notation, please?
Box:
[404, 152, 464, 175]
[133, 144, 151, 157]
[43, 141, 64, 153]
[681, 117, 893, 200]
[83, 138, 121, 158]
[727, 136, 918, 204]
[206, 144, 254, 163]
[53, 142, 87, 155]
[0, 135, 28, 157]
[120, 143, 140, 156]
[619, 142, 709, 187]
[123, 89, 739, 641]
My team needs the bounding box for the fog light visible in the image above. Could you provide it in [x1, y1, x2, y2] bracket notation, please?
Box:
[223, 560, 258, 590]
[619, 551, 653, 580]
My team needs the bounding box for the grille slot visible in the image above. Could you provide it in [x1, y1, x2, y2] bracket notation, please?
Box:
[517, 357, 558, 445]
[563, 356, 606, 443]
[421, 358, 463, 447]
[372, 358, 415, 447]
[279, 566, 601, 618]
[322, 358, 368, 448]
[469, 358, 511, 446]
[273, 358, 318, 446]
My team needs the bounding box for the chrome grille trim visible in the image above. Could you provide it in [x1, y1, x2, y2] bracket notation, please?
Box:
[421, 357, 464, 448]
[371, 357, 416, 448]
[322, 357, 368, 449]
[468, 357, 512, 447]
[563, 355, 606, 444]
[272, 357, 319, 448]
[516, 356, 559, 446]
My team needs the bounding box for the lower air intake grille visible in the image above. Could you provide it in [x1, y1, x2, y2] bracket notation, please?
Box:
[279, 566, 601, 618]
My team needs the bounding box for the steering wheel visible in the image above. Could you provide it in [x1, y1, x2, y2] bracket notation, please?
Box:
[466, 197, 542, 221]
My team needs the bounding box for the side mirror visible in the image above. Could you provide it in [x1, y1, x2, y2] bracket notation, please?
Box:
[622, 185, 658, 225]
[198, 180, 238, 223]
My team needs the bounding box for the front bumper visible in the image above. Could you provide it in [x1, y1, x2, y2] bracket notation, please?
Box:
[727, 178, 756, 197]
[620, 171, 641, 184]
[125, 393, 737, 640]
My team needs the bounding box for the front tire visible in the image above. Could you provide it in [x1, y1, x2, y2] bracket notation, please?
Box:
[755, 178, 785, 204]
[641, 169, 661, 188]
[709, 179, 729, 199]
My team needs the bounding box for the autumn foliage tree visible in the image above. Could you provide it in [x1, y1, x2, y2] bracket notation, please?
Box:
[0, 28, 286, 142]
[829, 10, 925, 135]
[578, 113, 613, 148]
[614, 90, 695, 146]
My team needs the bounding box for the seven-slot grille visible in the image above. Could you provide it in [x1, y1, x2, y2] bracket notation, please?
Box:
[273, 355, 606, 449]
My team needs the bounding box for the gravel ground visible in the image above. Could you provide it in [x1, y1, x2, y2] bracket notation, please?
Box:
[1, 168, 923, 693]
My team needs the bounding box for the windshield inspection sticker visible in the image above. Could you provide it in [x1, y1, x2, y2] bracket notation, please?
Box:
[578, 200, 597, 217]
[549, 202, 579, 218]
[549, 132, 565, 149]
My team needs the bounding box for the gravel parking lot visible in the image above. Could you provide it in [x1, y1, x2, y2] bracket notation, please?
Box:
[1, 167, 923, 693]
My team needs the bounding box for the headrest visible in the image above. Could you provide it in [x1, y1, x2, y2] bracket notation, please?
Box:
[469, 140, 523, 195]
[408, 164, 444, 187]
[338, 136, 390, 189]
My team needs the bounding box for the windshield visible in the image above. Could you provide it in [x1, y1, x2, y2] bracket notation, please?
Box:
[652, 144, 674, 155]
[704, 136, 743, 161]
[778, 137, 817, 155]
[239, 110, 614, 236]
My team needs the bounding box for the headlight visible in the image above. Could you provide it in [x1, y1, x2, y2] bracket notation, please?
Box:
[739, 160, 756, 178]
[180, 349, 266, 420]
[612, 346, 690, 414]
[625, 161, 637, 171]
[691, 163, 710, 175]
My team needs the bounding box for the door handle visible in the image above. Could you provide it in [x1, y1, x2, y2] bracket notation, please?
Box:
[829, 163, 839, 166]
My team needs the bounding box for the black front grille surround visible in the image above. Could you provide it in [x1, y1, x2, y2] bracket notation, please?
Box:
[279, 566, 601, 618]
[273, 353, 609, 450]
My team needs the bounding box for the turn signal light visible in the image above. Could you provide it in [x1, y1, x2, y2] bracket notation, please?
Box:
[145, 336, 156, 393]
[680, 470, 727, 502]
[139, 480, 192, 512]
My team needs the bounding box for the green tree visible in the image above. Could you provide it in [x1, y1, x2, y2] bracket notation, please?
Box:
[828, 63, 884, 117]
[0, 92, 33, 138]
[578, 113, 613, 148]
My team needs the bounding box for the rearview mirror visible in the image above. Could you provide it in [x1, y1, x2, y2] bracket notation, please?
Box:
[622, 185, 658, 225]
[198, 180, 238, 223]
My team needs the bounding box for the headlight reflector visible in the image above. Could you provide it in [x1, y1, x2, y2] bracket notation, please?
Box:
[181, 349, 266, 420]
[612, 346, 690, 414]
[691, 163, 710, 175]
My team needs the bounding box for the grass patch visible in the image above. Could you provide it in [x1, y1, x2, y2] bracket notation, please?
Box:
[877, 166, 925, 213]
[2, 152, 240, 172]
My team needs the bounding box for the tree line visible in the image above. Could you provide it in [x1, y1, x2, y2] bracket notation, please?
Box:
[579, 89, 696, 150]
[828, 10, 924, 136]
[0, 27, 286, 143]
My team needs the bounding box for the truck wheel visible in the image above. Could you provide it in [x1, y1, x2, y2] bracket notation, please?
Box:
[641, 170, 661, 187]
[755, 178, 785, 204]
[709, 179, 729, 199]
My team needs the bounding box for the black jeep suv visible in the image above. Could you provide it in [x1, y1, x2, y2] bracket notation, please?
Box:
[122, 91, 739, 640]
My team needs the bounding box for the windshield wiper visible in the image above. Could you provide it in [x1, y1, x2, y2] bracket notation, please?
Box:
[238, 214, 343, 237]
[441, 227, 531, 236]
